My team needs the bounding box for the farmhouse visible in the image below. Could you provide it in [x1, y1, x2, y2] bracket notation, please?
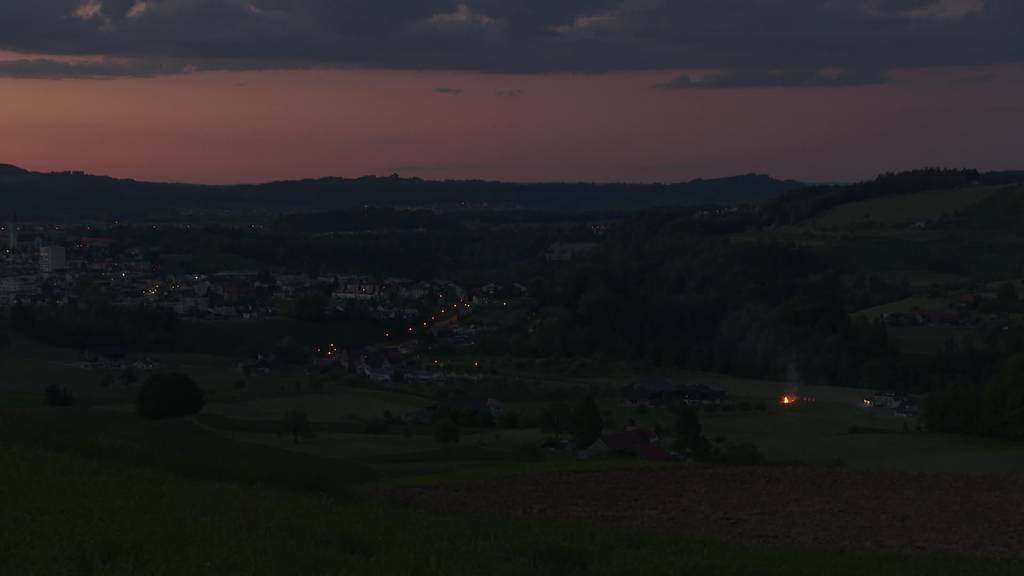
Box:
[578, 428, 671, 461]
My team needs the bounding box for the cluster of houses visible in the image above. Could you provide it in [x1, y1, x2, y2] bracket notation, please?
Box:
[75, 346, 162, 372]
[577, 427, 674, 462]
[879, 310, 974, 328]
[545, 242, 599, 262]
[862, 391, 921, 417]
[403, 398, 506, 426]
[307, 342, 458, 388]
[1, 225, 528, 328]
[619, 378, 728, 408]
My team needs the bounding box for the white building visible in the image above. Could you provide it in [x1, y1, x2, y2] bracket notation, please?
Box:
[39, 246, 66, 274]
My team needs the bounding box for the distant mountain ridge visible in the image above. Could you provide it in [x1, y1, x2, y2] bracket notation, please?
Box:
[0, 165, 804, 222]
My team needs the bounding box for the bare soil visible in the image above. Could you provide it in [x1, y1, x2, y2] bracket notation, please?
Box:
[389, 465, 1024, 558]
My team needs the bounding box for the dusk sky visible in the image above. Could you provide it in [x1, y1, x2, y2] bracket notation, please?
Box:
[1, 0, 1022, 184]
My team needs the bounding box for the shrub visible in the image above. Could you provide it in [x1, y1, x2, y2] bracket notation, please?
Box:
[280, 409, 316, 443]
[135, 373, 204, 420]
[570, 397, 603, 450]
[848, 425, 889, 435]
[497, 411, 521, 429]
[44, 384, 74, 407]
[517, 442, 544, 461]
[433, 418, 461, 449]
[540, 402, 572, 439]
[364, 418, 390, 435]
[672, 404, 702, 452]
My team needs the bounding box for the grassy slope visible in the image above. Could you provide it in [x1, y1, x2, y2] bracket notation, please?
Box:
[812, 186, 996, 227]
[2, 445, 1020, 576]
[735, 186, 1024, 284]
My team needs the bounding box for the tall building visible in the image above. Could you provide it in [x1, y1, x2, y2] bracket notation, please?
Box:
[6, 215, 16, 253]
[40, 245, 66, 274]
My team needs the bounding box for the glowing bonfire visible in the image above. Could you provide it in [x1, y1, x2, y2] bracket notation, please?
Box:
[780, 395, 797, 405]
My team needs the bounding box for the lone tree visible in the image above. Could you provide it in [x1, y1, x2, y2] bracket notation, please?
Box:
[43, 384, 74, 407]
[540, 401, 572, 440]
[570, 397, 604, 450]
[673, 403, 713, 460]
[997, 282, 1020, 309]
[280, 409, 316, 443]
[673, 404, 702, 452]
[135, 373, 204, 420]
[433, 418, 461, 452]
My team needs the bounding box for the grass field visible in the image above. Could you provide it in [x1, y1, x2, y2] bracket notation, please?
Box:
[228, 427, 545, 459]
[10, 335, 1024, 477]
[0, 335, 300, 407]
[8, 344, 1024, 572]
[503, 369, 1024, 473]
[3, 444, 1022, 575]
[853, 296, 951, 319]
[0, 404, 378, 491]
[203, 387, 433, 422]
[875, 269, 967, 289]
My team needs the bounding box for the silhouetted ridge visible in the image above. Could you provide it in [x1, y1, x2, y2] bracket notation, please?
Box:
[0, 167, 805, 221]
[0, 164, 28, 175]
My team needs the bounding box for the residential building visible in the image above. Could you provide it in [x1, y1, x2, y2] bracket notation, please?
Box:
[39, 245, 67, 274]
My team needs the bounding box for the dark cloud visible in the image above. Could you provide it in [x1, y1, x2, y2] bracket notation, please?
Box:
[954, 71, 999, 85]
[434, 87, 463, 95]
[0, 57, 185, 79]
[656, 68, 891, 90]
[0, 0, 1019, 86]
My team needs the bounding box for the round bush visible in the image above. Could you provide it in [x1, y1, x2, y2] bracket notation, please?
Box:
[136, 373, 205, 420]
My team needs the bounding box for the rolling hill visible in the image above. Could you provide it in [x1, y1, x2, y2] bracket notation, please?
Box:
[0, 166, 804, 222]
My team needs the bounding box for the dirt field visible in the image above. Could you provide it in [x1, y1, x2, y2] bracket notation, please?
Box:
[390, 465, 1024, 558]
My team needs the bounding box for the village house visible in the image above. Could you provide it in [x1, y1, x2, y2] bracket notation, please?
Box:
[578, 428, 672, 461]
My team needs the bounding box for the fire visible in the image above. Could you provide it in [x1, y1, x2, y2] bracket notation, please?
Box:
[780, 395, 797, 405]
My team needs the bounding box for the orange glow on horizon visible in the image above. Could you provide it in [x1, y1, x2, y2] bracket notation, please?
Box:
[1, 66, 1022, 185]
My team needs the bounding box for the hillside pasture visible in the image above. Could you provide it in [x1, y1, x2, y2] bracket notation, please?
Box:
[812, 186, 995, 227]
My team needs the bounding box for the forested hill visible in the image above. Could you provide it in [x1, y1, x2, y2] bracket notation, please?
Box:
[0, 167, 803, 222]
